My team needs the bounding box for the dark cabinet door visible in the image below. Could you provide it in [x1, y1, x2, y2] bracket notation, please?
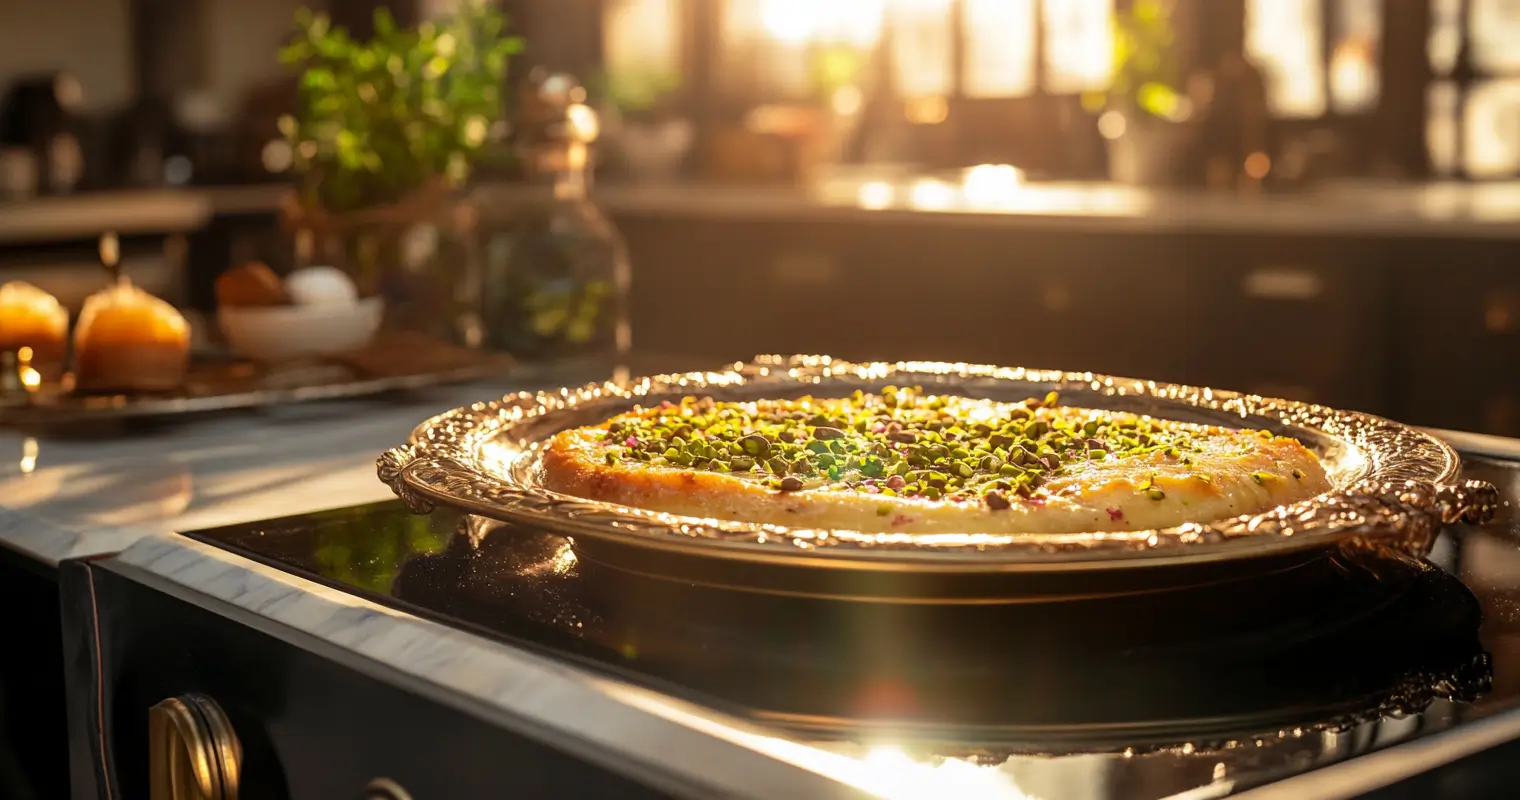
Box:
[0, 550, 68, 800]
[617, 215, 1206, 377]
[1395, 242, 1520, 436]
[1181, 234, 1395, 415]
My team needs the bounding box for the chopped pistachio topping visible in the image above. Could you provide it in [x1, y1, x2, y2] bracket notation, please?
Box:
[596, 388, 1209, 504]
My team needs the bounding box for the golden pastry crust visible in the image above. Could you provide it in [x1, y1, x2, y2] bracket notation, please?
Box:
[73, 279, 190, 393]
[541, 391, 1331, 535]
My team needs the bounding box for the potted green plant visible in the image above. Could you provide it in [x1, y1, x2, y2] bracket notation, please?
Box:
[596, 66, 690, 180]
[276, 2, 522, 337]
[1088, 0, 1189, 185]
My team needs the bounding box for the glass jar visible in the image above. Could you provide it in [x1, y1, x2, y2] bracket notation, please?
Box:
[475, 72, 630, 373]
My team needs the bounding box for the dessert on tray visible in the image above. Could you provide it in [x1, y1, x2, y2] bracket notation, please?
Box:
[0, 281, 69, 380]
[541, 387, 1330, 534]
[72, 279, 191, 393]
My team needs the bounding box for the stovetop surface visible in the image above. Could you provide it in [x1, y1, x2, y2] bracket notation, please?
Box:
[181, 452, 1520, 799]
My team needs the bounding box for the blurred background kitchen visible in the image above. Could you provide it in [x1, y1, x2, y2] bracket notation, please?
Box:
[2, 0, 1518, 433]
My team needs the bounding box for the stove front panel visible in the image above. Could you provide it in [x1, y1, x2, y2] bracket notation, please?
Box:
[56, 558, 692, 800]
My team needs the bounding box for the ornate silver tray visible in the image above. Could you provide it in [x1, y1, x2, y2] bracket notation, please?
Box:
[379, 356, 1498, 601]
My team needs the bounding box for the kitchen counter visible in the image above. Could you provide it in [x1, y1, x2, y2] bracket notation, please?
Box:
[12, 178, 1520, 244]
[0, 356, 707, 566]
[196, 178, 1520, 239]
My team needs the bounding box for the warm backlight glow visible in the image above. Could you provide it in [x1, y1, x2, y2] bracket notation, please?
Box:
[1244, 151, 1272, 180]
[16, 345, 41, 391]
[908, 178, 955, 210]
[858, 181, 896, 209]
[600, 683, 1034, 800]
[832, 85, 864, 116]
[858, 746, 1031, 799]
[1329, 0, 1381, 113]
[1097, 110, 1127, 140]
[759, 0, 885, 46]
[1041, 0, 1114, 93]
[1246, 0, 1327, 117]
[759, 0, 813, 43]
[19, 437, 37, 474]
[904, 95, 949, 125]
[889, 0, 956, 96]
[962, 0, 1037, 98]
[962, 164, 1024, 207]
[605, 0, 681, 74]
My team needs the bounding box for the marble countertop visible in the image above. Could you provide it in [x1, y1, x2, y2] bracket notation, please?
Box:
[0, 357, 710, 566]
[0, 383, 501, 565]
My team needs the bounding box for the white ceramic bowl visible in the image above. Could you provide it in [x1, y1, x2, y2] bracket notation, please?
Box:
[219, 297, 383, 363]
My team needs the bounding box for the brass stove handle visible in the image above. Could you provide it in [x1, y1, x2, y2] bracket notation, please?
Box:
[149, 694, 242, 800]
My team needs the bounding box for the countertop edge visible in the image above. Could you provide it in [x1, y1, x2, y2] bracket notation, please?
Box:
[15, 182, 1520, 241]
[106, 534, 870, 799]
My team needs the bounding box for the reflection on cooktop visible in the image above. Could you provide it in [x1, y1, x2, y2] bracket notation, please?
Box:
[181, 453, 1520, 799]
[382, 519, 1486, 750]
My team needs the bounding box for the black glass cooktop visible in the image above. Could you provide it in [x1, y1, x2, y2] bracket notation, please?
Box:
[182, 450, 1520, 799]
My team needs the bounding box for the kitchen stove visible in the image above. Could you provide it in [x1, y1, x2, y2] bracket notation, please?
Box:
[177, 443, 1520, 799]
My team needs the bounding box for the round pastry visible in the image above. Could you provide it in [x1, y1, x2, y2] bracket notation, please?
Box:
[285, 266, 359, 306]
[0, 281, 69, 379]
[541, 389, 1332, 535]
[215, 261, 290, 308]
[73, 279, 191, 393]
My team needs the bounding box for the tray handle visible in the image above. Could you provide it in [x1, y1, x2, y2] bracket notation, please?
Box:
[1435, 478, 1500, 526]
[377, 445, 436, 514]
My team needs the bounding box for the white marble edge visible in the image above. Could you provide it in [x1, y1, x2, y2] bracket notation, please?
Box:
[0, 376, 562, 566]
[111, 534, 870, 799]
[0, 505, 141, 566]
